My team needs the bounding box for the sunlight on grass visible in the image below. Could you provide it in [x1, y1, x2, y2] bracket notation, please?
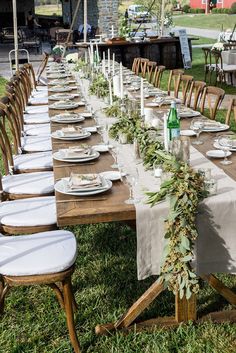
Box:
[35, 4, 62, 17]
[173, 13, 236, 31]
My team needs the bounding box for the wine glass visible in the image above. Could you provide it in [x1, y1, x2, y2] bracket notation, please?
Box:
[190, 118, 205, 145]
[110, 145, 119, 169]
[218, 135, 233, 165]
[121, 167, 140, 205]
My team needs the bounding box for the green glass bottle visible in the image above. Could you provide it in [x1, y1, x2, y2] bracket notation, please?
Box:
[167, 101, 180, 141]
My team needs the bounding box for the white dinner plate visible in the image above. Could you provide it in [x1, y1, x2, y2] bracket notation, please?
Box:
[49, 102, 83, 110]
[51, 114, 85, 123]
[49, 87, 73, 93]
[55, 177, 112, 196]
[51, 131, 91, 140]
[202, 123, 229, 132]
[48, 74, 71, 79]
[213, 141, 236, 152]
[180, 130, 197, 137]
[206, 150, 232, 158]
[49, 93, 77, 101]
[179, 110, 201, 118]
[53, 150, 100, 162]
[100, 171, 122, 181]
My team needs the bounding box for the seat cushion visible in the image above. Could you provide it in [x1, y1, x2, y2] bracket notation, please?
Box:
[29, 97, 48, 105]
[0, 196, 56, 228]
[24, 124, 50, 136]
[21, 136, 52, 152]
[0, 230, 77, 276]
[25, 106, 49, 114]
[2, 172, 54, 195]
[31, 91, 48, 99]
[13, 151, 53, 171]
[24, 113, 50, 124]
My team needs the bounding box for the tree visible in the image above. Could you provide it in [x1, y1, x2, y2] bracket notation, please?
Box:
[136, 0, 173, 29]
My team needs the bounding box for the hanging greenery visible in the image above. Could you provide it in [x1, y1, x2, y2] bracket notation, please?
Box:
[106, 104, 208, 299]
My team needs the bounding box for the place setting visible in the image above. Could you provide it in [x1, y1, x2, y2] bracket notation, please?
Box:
[51, 126, 91, 140]
[54, 172, 113, 196]
[49, 99, 85, 110]
[51, 112, 85, 123]
[49, 93, 79, 101]
[53, 145, 100, 163]
[48, 86, 73, 93]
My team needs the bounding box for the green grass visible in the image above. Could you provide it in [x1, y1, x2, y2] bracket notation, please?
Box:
[0, 77, 7, 98]
[159, 48, 236, 96]
[35, 4, 62, 17]
[173, 14, 236, 31]
[0, 222, 236, 352]
[190, 36, 214, 46]
[0, 67, 236, 353]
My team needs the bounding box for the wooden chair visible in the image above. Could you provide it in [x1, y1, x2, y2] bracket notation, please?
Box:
[211, 49, 236, 86]
[200, 86, 225, 120]
[152, 65, 165, 88]
[132, 57, 140, 74]
[0, 229, 81, 353]
[36, 52, 49, 86]
[146, 61, 157, 82]
[167, 69, 184, 96]
[140, 58, 149, 78]
[175, 74, 193, 104]
[225, 98, 236, 125]
[202, 47, 213, 83]
[186, 80, 206, 110]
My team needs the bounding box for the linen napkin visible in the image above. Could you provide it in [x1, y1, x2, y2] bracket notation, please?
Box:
[69, 173, 102, 189]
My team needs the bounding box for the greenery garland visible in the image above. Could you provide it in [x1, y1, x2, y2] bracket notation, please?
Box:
[89, 73, 109, 98]
[107, 105, 208, 299]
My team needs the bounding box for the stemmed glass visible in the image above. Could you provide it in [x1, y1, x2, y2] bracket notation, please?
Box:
[190, 118, 205, 145]
[121, 167, 140, 205]
[218, 135, 233, 165]
[110, 145, 119, 169]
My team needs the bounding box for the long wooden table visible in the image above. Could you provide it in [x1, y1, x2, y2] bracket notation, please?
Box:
[48, 72, 236, 335]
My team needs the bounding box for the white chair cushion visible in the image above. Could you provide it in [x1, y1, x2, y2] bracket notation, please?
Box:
[31, 91, 48, 98]
[0, 230, 77, 276]
[25, 106, 49, 114]
[24, 113, 50, 124]
[35, 85, 48, 92]
[2, 172, 54, 195]
[13, 151, 53, 171]
[29, 97, 48, 105]
[0, 196, 56, 228]
[24, 124, 50, 136]
[21, 136, 52, 152]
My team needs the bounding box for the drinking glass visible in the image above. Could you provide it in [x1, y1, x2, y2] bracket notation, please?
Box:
[218, 135, 233, 165]
[190, 118, 205, 145]
[110, 145, 119, 169]
[121, 168, 140, 205]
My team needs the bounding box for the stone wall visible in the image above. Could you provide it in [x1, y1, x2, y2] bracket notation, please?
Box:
[62, 0, 119, 37]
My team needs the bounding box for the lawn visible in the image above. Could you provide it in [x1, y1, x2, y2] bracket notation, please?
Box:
[173, 13, 236, 31]
[0, 65, 236, 353]
[190, 36, 214, 46]
[35, 4, 62, 17]
[0, 77, 8, 98]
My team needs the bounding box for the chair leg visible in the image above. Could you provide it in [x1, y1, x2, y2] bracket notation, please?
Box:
[0, 277, 9, 315]
[62, 277, 81, 353]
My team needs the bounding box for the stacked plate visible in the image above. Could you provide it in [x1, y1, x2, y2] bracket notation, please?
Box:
[49, 93, 77, 101]
[48, 73, 70, 79]
[48, 79, 76, 86]
[51, 128, 91, 140]
[53, 147, 99, 162]
[203, 121, 229, 133]
[179, 109, 201, 118]
[49, 101, 84, 110]
[54, 174, 112, 196]
[49, 86, 73, 93]
[51, 113, 85, 123]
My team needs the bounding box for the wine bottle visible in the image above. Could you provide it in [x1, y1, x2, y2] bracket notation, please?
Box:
[167, 101, 180, 141]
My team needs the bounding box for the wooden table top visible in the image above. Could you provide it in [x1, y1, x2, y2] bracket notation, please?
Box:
[49, 76, 235, 227]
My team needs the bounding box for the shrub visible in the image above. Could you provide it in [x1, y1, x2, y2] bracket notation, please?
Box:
[212, 8, 218, 13]
[231, 2, 236, 13]
[223, 8, 230, 13]
[195, 8, 205, 13]
[182, 4, 190, 13]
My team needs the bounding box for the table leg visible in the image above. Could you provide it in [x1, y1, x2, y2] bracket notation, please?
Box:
[201, 274, 236, 306]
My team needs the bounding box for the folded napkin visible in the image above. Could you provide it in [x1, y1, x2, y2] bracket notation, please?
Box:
[58, 113, 78, 120]
[59, 126, 83, 137]
[69, 173, 102, 189]
[55, 99, 73, 107]
[204, 121, 222, 129]
[62, 146, 92, 158]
